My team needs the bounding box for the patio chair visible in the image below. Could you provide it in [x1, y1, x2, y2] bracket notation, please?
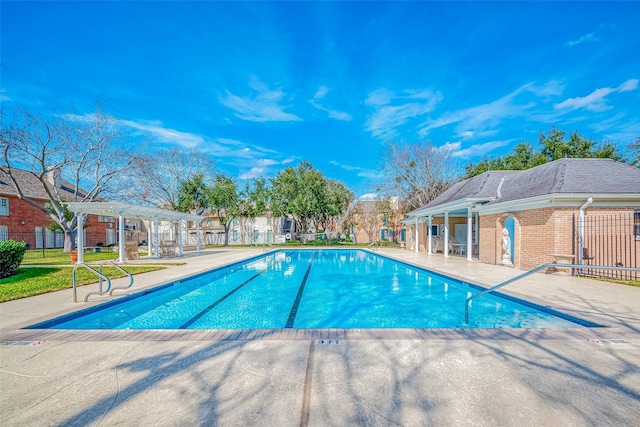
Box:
[124, 241, 140, 260]
[433, 236, 453, 254]
[160, 240, 176, 257]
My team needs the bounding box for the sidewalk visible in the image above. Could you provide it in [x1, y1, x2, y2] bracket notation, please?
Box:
[1, 248, 639, 426]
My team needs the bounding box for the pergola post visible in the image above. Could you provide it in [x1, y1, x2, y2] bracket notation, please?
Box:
[117, 214, 126, 263]
[76, 213, 85, 264]
[154, 218, 160, 259]
[147, 218, 152, 257]
[177, 220, 183, 257]
[196, 221, 201, 254]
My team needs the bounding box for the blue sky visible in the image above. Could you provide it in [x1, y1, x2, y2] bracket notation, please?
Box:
[2, 1, 639, 197]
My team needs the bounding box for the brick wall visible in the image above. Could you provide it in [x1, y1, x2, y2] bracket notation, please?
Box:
[480, 207, 639, 270]
[0, 194, 111, 247]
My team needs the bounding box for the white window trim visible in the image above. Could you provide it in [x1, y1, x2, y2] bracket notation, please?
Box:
[0, 197, 8, 216]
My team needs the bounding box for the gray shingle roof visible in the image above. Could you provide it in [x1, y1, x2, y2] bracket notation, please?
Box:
[0, 167, 87, 201]
[486, 158, 640, 205]
[413, 159, 640, 212]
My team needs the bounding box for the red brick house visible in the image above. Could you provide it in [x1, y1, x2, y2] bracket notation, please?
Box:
[404, 159, 640, 275]
[0, 167, 114, 249]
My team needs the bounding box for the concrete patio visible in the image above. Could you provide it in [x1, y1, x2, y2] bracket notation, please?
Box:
[1, 248, 639, 426]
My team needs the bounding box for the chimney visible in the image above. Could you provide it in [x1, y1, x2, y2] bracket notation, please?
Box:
[47, 168, 62, 188]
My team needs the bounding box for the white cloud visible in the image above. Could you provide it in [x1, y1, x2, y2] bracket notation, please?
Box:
[359, 193, 379, 201]
[619, 79, 639, 92]
[554, 79, 638, 112]
[119, 119, 204, 148]
[310, 85, 352, 121]
[238, 159, 280, 180]
[419, 84, 535, 137]
[219, 77, 302, 123]
[565, 32, 597, 48]
[329, 160, 382, 178]
[0, 89, 11, 102]
[365, 88, 443, 139]
[444, 140, 512, 158]
[314, 85, 330, 99]
[460, 131, 474, 139]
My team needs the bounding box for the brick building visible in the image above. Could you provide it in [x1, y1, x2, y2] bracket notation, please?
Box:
[0, 167, 114, 248]
[404, 158, 640, 273]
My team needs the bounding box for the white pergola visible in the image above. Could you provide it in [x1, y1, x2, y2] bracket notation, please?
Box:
[66, 202, 205, 263]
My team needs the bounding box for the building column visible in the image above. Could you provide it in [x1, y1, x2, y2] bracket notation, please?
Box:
[444, 212, 449, 258]
[427, 215, 433, 254]
[467, 206, 473, 261]
[414, 217, 419, 253]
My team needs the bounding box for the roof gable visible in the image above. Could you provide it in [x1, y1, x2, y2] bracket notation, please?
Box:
[0, 167, 90, 201]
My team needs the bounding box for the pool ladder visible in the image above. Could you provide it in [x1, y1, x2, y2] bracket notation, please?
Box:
[368, 241, 380, 251]
[464, 263, 639, 324]
[72, 261, 134, 302]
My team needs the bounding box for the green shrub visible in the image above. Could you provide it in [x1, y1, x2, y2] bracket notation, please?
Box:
[305, 239, 327, 246]
[0, 240, 27, 279]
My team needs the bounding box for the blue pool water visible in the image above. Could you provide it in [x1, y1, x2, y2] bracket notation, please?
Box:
[30, 250, 596, 330]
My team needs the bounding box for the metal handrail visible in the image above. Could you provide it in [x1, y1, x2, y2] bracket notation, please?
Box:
[72, 263, 112, 303]
[107, 261, 134, 296]
[464, 263, 639, 324]
[262, 242, 274, 252]
[368, 241, 380, 251]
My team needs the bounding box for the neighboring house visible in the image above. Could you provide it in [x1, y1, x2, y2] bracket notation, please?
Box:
[0, 167, 114, 248]
[175, 211, 293, 246]
[404, 159, 640, 276]
[346, 196, 405, 244]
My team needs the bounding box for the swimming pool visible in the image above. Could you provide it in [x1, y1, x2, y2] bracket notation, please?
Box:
[29, 250, 596, 330]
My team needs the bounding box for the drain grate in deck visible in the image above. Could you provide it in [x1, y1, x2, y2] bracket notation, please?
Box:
[315, 339, 340, 345]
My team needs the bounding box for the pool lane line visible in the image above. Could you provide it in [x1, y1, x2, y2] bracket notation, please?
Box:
[179, 254, 284, 329]
[285, 251, 317, 328]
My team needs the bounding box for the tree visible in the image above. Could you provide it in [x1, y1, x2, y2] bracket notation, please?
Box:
[348, 199, 385, 244]
[208, 173, 238, 246]
[379, 141, 460, 211]
[319, 179, 353, 236]
[270, 161, 353, 236]
[465, 127, 626, 178]
[176, 173, 209, 214]
[126, 147, 215, 209]
[627, 137, 640, 168]
[1, 104, 136, 251]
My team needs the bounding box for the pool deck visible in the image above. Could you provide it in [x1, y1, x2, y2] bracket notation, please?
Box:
[1, 248, 639, 426]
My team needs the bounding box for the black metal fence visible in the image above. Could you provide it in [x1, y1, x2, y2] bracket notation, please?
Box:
[3, 230, 117, 260]
[573, 212, 639, 281]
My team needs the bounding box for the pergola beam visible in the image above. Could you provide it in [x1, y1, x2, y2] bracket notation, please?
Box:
[66, 202, 204, 263]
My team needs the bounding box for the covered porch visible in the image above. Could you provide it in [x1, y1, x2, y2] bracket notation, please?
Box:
[404, 198, 490, 261]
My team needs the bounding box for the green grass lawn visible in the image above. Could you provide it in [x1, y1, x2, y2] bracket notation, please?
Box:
[21, 248, 120, 265]
[0, 265, 164, 302]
